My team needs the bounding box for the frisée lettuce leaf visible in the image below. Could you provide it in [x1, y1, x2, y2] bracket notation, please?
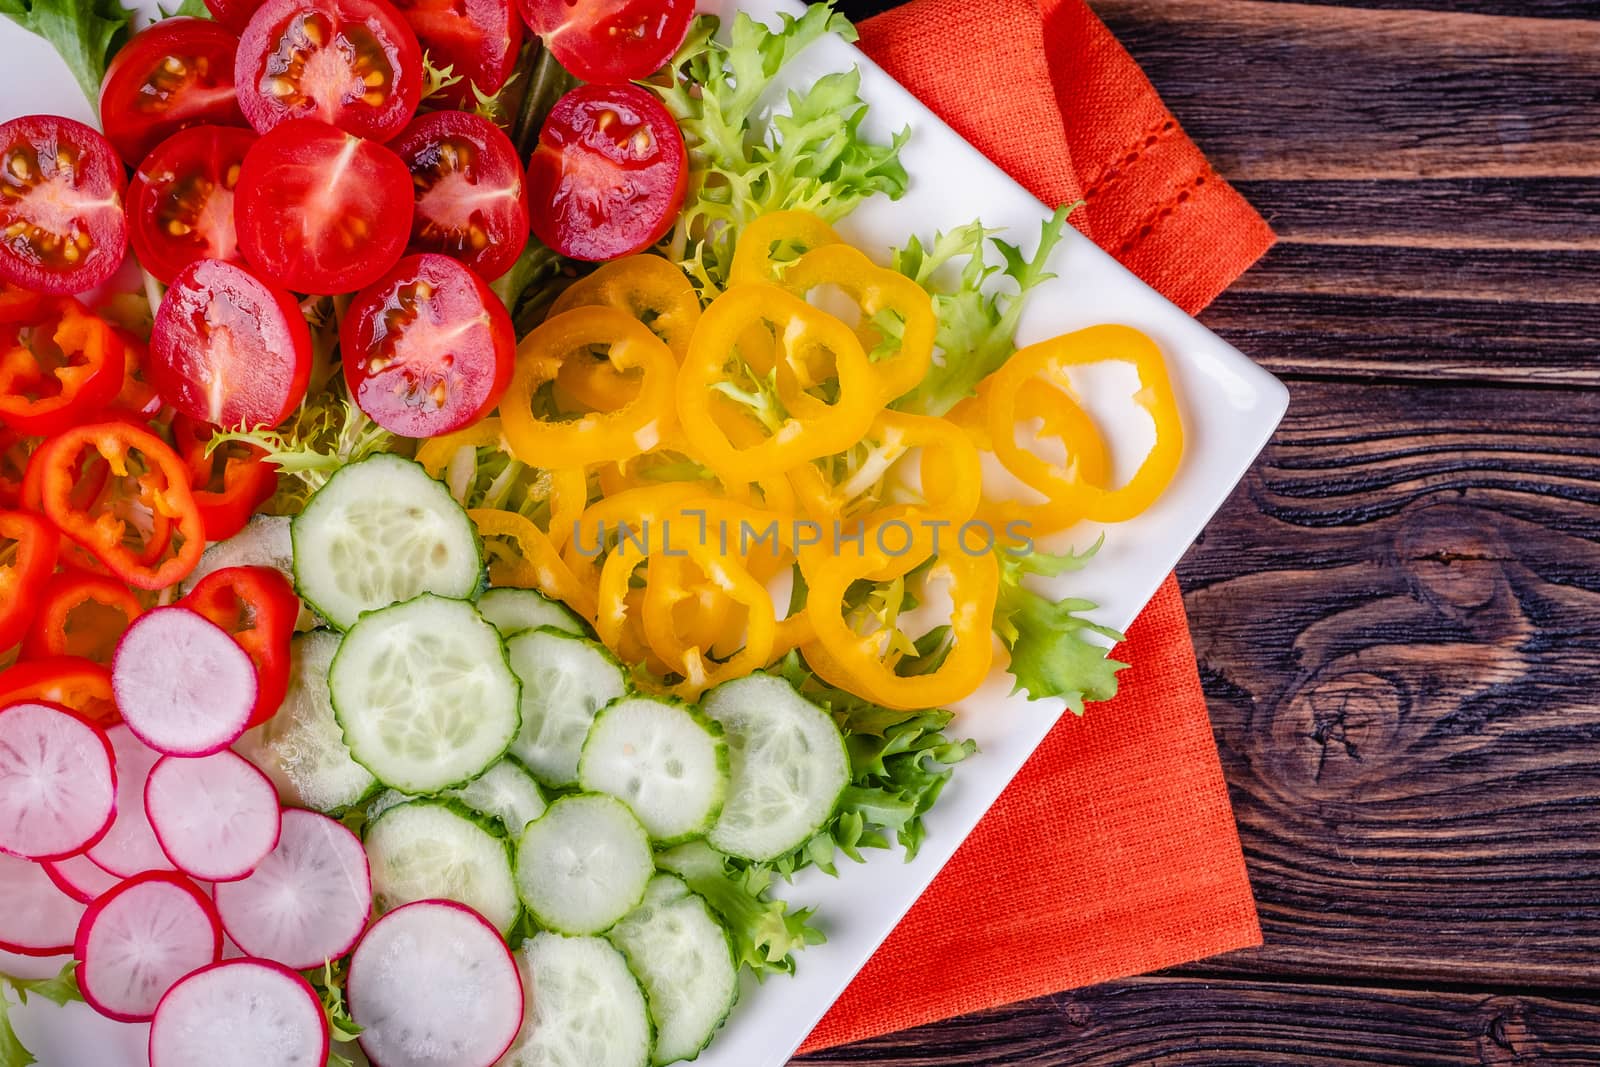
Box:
[994, 538, 1127, 714]
[0, 0, 136, 108]
[0, 963, 82, 1067]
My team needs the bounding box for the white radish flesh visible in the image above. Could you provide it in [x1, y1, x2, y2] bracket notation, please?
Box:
[149, 958, 329, 1067]
[112, 607, 258, 756]
[43, 852, 121, 903]
[146, 751, 282, 882]
[347, 900, 523, 1067]
[75, 871, 222, 1022]
[0, 701, 117, 859]
[87, 725, 176, 877]
[0, 852, 85, 956]
[214, 809, 372, 971]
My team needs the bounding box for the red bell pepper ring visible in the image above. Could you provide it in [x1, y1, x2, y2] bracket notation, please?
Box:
[180, 565, 300, 727]
[0, 284, 41, 326]
[35, 421, 205, 591]
[0, 297, 127, 437]
[173, 416, 280, 542]
[20, 568, 143, 664]
[0, 655, 118, 725]
[0, 509, 59, 650]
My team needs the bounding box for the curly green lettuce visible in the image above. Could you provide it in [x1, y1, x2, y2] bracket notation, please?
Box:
[0, 963, 82, 1067]
[0, 0, 136, 107]
[994, 538, 1127, 714]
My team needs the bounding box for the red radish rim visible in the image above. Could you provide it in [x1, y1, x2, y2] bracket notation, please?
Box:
[0, 701, 118, 861]
[43, 855, 121, 905]
[111, 607, 258, 757]
[0, 856, 85, 956]
[349, 899, 524, 1067]
[74, 870, 223, 1023]
[148, 957, 330, 1066]
[145, 752, 283, 883]
[214, 808, 372, 970]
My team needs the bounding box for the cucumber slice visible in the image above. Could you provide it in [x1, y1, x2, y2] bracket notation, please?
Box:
[505, 631, 627, 789]
[701, 673, 849, 863]
[450, 757, 547, 836]
[579, 698, 727, 845]
[182, 515, 294, 592]
[476, 587, 587, 639]
[330, 595, 520, 795]
[292, 454, 483, 629]
[365, 799, 520, 935]
[499, 932, 652, 1067]
[515, 794, 652, 936]
[235, 631, 377, 814]
[608, 875, 737, 1066]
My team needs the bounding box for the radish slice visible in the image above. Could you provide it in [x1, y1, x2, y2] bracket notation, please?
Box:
[348, 900, 523, 1067]
[146, 752, 282, 882]
[75, 870, 222, 1022]
[87, 726, 177, 877]
[214, 809, 371, 971]
[0, 701, 117, 859]
[0, 852, 86, 956]
[112, 607, 258, 757]
[149, 958, 329, 1067]
[44, 853, 122, 904]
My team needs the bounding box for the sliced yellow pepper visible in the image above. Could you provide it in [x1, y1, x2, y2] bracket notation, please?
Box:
[469, 508, 596, 620]
[788, 410, 983, 530]
[417, 418, 588, 549]
[727, 210, 843, 286]
[549, 254, 702, 359]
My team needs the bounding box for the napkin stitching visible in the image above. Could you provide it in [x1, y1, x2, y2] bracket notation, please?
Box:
[1082, 116, 1181, 201]
[1116, 168, 1215, 257]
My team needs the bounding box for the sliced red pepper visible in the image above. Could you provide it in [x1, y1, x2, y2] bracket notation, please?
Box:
[36, 421, 205, 591]
[0, 509, 59, 650]
[179, 565, 299, 727]
[111, 330, 164, 419]
[0, 655, 118, 725]
[0, 426, 34, 510]
[173, 415, 280, 542]
[20, 568, 143, 664]
[0, 283, 41, 326]
[0, 297, 127, 437]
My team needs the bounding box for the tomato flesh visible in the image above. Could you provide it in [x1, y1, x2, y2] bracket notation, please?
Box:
[98, 18, 247, 166]
[518, 0, 692, 84]
[150, 258, 313, 430]
[341, 252, 514, 437]
[527, 84, 686, 262]
[235, 118, 414, 295]
[391, 110, 527, 281]
[391, 0, 523, 106]
[0, 117, 128, 296]
[128, 126, 254, 287]
[236, 0, 424, 142]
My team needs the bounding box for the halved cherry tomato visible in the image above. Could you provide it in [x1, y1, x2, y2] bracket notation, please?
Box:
[0, 297, 127, 436]
[341, 252, 514, 437]
[527, 84, 686, 262]
[392, 0, 523, 107]
[0, 656, 118, 725]
[518, 0, 692, 84]
[0, 509, 59, 650]
[391, 110, 528, 281]
[180, 565, 300, 727]
[207, 0, 267, 32]
[0, 116, 128, 295]
[0, 284, 41, 326]
[235, 0, 424, 142]
[98, 18, 247, 166]
[128, 126, 254, 286]
[172, 414, 280, 540]
[20, 568, 142, 664]
[151, 259, 312, 429]
[236, 118, 414, 295]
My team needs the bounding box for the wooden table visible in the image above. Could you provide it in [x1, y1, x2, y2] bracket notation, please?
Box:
[800, 0, 1600, 1061]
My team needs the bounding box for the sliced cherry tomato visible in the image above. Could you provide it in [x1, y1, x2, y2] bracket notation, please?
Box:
[391, 110, 528, 281]
[173, 414, 279, 540]
[0, 297, 127, 436]
[0, 284, 40, 326]
[236, 118, 414, 295]
[20, 568, 143, 664]
[150, 258, 312, 429]
[128, 126, 255, 286]
[527, 84, 686, 263]
[518, 0, 692, 84]
[98, 18, 247, 166]
[180, 565, 300, 727]
[0, 509, 59, 651]
[236, 0, 424, 142]
[0, 656, 119, 725]
[341, 252, 514, 437]
[0, 116, 128, 296]
[206, 0, 267, 32]
[391, 0, 522, 107]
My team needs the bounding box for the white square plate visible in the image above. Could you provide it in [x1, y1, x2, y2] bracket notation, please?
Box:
[0, 2, 1287, 1063]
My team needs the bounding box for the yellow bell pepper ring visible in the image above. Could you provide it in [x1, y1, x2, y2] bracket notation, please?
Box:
[727, 210, 843, 286]
[789, 410, 984, 530]
[469, 508, 597, 620]
[549, 254, 703, 359]
[415, 418, 589, 551]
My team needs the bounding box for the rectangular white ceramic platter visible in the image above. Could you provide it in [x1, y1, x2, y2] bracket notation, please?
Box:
[0, 2, 1288, 1063]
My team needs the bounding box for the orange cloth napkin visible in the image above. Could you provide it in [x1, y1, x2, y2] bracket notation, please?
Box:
[799, 0, 1274, 1051]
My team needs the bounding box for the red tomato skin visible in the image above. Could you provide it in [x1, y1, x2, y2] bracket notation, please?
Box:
[518, 0, 692, 84]
[127, 126, 255, 287]
[99, 18, 247, 166]
[390, 110, 528, 281]
[234, 0, 424, 143]
[390, 0, 523, 107]
[0, 117, 128, 296]
[340, 252, 514, 438]
[206, 0, 267, 33]
[526, 84, 687, 263]
[235, 118, 414, 295]
[149, 258, 313, 430]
